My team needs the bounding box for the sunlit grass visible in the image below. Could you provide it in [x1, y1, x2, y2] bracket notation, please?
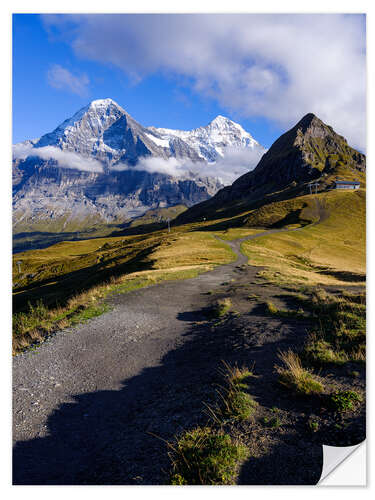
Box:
[241, 190, 365, 288]
[169, 427, 248, 485]
[12, 231, 236, 354]
[276, 350, 324, 395]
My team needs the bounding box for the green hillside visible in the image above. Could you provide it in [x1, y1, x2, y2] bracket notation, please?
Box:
[176, 113, 365, 225]
[241, 188, 365, 288]
[12, 113, 366, 354]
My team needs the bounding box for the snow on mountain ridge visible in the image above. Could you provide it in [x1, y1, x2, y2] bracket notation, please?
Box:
[35, 98, 137, 161]
[149, 115, 265, 163]
[50, 99, 124, 138]
[13, 99, 267, 240]
[22, 98, 265, 168]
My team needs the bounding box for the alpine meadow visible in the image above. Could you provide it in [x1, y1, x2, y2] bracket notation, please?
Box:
[12, 13, 366, 486]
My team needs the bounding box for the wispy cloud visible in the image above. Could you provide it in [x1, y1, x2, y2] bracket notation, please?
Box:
[42, 14, 366, 151]
[13, 143, 103, 173]
[13, 142, 261, 183]
[47, 64, 90, 97]
[111, 146, 263, 185]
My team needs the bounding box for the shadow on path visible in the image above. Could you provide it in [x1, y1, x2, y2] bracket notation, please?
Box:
[13, 227, 328, 485]
[13, 300, 324, 485]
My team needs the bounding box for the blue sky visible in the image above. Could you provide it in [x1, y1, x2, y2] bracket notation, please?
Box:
[13, 14, 365, 150]
[12, 14, 281, 147]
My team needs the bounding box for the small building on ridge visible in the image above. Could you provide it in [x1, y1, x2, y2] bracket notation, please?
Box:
[334, 180, 360, 190]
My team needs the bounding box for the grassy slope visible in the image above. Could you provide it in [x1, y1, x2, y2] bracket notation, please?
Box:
[211, 228, 265, 241]
[13, 229, 236, 308]
[13, 205, 188, 253]
[241, 189, 365, 287]
[13, 180, 365, 351]
[12, 226, 236, 352]
[13, 222, 130, 254]
[129, 204, 188, 227]
[13, 210, 125, 235]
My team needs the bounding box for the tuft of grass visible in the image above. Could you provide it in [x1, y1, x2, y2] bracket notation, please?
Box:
[223, 388, 257, 421]
[12, 294, 111, 354]
[169, 427, 248, 485]
[328, 390, 362, 413]
[265, 300, 306, 319]
[307, 417, 319, 433]
[262, 415, 281, 429]
[247, 293, 260, 301]
[222, 362, 254, 387]
[266, 301, 278, 315]
[212, 297, 232, 318]
[70, 302, 110, 324]
[211, 362, 257, 421]
[270, 416, 281, 429]
[276, 350, 324, 396]
[303, 335, 348, 366]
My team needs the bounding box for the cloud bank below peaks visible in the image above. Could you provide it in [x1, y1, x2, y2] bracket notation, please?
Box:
[110, 146, 263, 185]
[13, 143, 263, 183]
[12, 144, 104, 173]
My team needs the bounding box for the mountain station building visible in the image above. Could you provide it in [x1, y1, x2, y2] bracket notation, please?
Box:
[334, 180, 360, 190]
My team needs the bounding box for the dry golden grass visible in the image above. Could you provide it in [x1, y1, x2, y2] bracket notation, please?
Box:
[213, 228, 265, 241]
[220, 361, 255, 388]
[276, 350, 324, 395]
[13, 230, 236, 355]
[149, 232, 236, 270]
[242, 189, 365, 288]
[302, 290, 365, 366]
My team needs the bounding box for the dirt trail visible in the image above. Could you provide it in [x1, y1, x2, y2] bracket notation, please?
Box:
[13, 227, 314, 485]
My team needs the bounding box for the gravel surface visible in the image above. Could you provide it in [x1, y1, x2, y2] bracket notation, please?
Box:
[15, 227, 361, 486]
[14, 230, 289, 484]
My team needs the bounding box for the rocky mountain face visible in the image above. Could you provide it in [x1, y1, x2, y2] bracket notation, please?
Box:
[177, 113, 366, 223]
[13, 99, 265, 234]
[230, 113, 365, 197]
[34, 99, 203, 164]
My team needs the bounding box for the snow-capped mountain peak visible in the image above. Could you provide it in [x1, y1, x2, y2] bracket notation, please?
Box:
[32, 96, 265, 164]
[13, 99, 267, 243]
[34, 98, 131, 159]
[150, 115, 265, 162]
[89, 97, 122, 109]
[209, 115, 233, 126]
[207, 115, 256, 140]
[44, 98, 125, 141]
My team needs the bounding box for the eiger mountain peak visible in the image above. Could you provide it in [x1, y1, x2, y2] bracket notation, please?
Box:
[13, 99, 265, 240]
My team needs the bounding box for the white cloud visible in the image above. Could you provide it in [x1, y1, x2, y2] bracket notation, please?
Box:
[42, 14, 366, 151]
[13, 143, 260, 182]
[12, 143, 36, 160]
[110, 146, 263, 185]
[13, 144, 103, 173]
[47, 64, 90, 97]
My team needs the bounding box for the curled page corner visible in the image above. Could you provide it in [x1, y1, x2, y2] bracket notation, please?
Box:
[318, 441, 366, 485]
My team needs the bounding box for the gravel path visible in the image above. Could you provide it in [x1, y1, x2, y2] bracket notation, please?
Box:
[12, 229, 293, 485]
